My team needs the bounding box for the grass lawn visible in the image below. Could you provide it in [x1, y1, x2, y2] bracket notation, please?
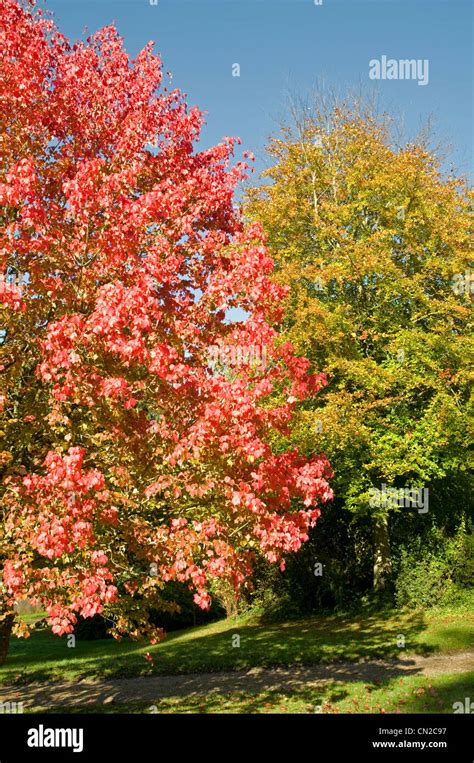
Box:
[1, 591, 473, 687]
[30, 670, 474, 715]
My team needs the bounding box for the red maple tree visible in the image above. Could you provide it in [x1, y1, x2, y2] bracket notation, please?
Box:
[0, 0, 332, 656]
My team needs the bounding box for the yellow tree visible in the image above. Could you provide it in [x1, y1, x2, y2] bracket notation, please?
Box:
[246, 100, 473, 590]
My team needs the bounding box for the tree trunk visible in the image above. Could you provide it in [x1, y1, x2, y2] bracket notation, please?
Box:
[373, 515, 392, 591]
[0, 613, 14, 666]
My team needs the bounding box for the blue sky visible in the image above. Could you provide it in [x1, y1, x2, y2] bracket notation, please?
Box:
[45, 0, 472, 181]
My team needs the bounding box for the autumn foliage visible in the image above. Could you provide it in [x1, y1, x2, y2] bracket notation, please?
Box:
[246, 100, 472, 591]
[0, 0, 332, 642]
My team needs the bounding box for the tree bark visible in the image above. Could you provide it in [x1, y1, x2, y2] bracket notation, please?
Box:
[373, 515, 392, 591]
[0, 613, 14, 666]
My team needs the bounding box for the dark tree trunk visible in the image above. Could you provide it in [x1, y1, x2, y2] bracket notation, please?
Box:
[0, 613, 14, 666]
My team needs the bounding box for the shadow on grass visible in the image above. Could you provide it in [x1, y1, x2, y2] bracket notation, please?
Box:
[149, 608, 434, 673]
[396, 672, 474, 714]
[25, 672, 474, 715]
[0, 655, 440, 711]
[0, 607, 440, 687]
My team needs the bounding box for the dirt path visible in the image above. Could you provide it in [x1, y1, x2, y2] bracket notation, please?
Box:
[1, 651, 472, 709]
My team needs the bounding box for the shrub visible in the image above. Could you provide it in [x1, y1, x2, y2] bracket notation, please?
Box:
[243, 504, 374, 621]
[394, 522, 473, 609]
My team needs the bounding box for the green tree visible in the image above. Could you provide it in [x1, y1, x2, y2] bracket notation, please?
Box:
[246, 99, 473, 590]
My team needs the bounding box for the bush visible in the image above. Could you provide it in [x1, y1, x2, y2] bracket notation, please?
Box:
[246, 566, 302, 623]
[394, 522, 473, 609]
[242, 503, 375, 622]
[395, 556, 454, 609]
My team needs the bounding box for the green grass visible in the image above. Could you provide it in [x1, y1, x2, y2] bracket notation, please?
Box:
[28, 670, 474, 715]
[18, 612, 46, 625]
[1, 591, 473, 687]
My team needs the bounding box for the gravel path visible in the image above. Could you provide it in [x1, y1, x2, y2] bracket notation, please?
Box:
[1, 651, 472, 710]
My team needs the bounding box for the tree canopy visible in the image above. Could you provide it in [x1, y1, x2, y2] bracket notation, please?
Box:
[246, 100, 472, 589]
[0, 0, 332, 644]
